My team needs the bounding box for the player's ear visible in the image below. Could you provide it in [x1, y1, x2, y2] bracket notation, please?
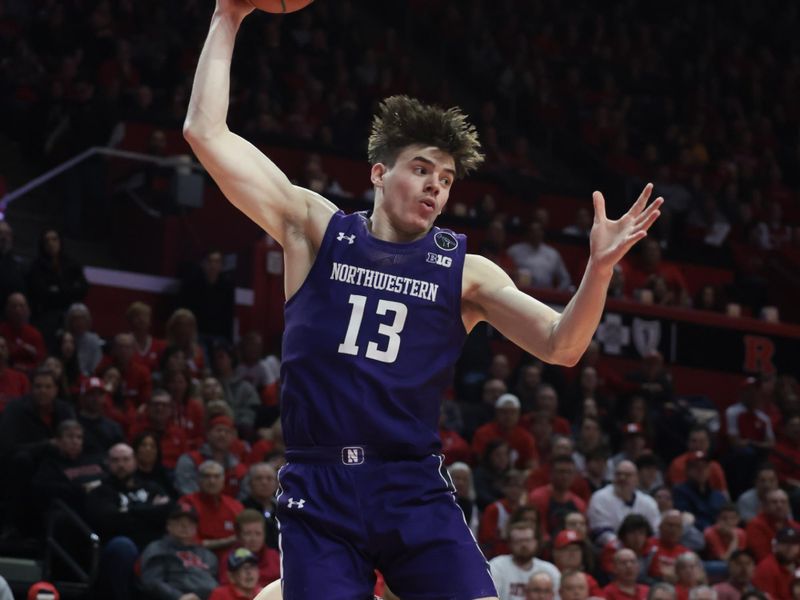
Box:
[370, 163, 387, 188]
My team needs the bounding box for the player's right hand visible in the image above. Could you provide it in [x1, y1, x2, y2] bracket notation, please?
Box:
[215, 0, 254, 19]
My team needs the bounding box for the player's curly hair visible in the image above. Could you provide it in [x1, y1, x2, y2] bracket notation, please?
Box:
[368, 95, 484, 179]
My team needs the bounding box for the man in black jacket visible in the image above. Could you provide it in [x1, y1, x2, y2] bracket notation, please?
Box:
[88, 443, 172, 600]
[76, 376, 124, 458]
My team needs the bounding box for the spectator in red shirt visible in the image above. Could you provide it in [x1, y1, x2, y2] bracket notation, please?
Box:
[621, 238, 689, 304]
[746, 488, 800, 561]
[648, 510, 689, 582]
[473, 393, 538, 470]
[210, 547, 261, 600]
[0, 334, 29, 412]
[603, 548, 650, 600]
[180, 459, 244, 561]
[0, 292, 47, 374]
[95, 333, 152, 407]
[479, 469, 527, 558]
[126, 301, 166, 374]
[129, 389, 189, 470]
[704, 504, 747, 561]
[527, 436, 592, 502]
[772, 415, 800, 490]
[668, 425, 729, 496]
[218, 509, 279, 588]
[552, 530, 601, 595]
[529, 456, 587, 537]
[752, 526, 800, 600]
[712, 549, 757, 600]
[163, 367, 205, 448]
[525, 384, 571, 435]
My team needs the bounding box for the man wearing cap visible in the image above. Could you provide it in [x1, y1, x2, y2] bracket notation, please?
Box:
[489, 521, 560, 600]
[752, 526, 800, 599]
[219, 509, 280, 587]
[76, 376, 123, 457]
[529, 456, 587, 538]
[667, 426, 729, 496]
[179, 460, 244, 560]
[611, 423, 649, 468]
[472, 393, 538, 470]
[587, 460, 661, 547]
[175, 415, 248, 498]
[672, 452, 727, 532]
[745, 488, 800, 561]
[209, 547, 261, 600]
[94, 333, 152, 407]
[140, 502, 219, 600]
[552, 530, 603, 597]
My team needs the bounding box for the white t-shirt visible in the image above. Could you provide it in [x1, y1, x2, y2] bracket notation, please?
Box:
[586, 484, 661, 546]
[489, 554, 561, 600]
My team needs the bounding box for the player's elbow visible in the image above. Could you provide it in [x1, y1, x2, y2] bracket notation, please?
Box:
[549, 349, 581, 368]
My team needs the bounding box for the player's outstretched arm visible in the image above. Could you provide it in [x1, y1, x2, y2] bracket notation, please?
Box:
[463, 184, 662, 367]
[183, 0, 336, 249]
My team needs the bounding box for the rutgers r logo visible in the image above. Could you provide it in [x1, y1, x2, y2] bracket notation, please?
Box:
[426, 252, 452, 268]
[342, 447, 365, 465]
[743, 335, 776, 375]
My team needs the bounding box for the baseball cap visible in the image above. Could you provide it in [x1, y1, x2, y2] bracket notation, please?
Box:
[775, 527, 800, 544]
[168, 502, 199, 522]
[28, 582, 59, 600]
[623, 422, 644, 436]
[227, 547, 259, 571]
[80, 376, 105, 395]
[495, 393, 521, 410]
[686, 450, 710, 464]
[553, 529, 583, 549]
[207, 415, 235, 430]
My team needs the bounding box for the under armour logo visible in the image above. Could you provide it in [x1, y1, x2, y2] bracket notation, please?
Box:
[337, 232, 355, 244]
[286, 497, 306, 509]
[342, 447, 365, 465]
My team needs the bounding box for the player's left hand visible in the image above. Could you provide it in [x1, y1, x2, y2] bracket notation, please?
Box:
[589, 183, 663, 272]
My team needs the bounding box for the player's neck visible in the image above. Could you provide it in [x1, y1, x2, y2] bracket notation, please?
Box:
[367, 211, 427, 244]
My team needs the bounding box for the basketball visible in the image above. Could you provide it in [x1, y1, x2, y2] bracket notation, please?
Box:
[248, 0, 314, 13]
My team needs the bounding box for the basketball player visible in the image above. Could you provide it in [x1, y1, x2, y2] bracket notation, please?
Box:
[184, 2, 663, 598]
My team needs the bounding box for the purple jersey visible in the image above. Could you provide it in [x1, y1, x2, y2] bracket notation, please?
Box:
[280, 210, 467, 455]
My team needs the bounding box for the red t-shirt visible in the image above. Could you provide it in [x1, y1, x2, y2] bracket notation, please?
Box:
[703, 525, 747, 560]
[128, 416, 189, 469]
[667, 453, 728, 492]
[179, 492, 244, 562]
[528, 485, 587, 537]
[752, 553, 797, 600]
[440, 428, 473, 466]
[603, 582, 650, 600]
[132, 336, 167, 374]
[525, 464, 591, 502]
[174, 397, 206, 449]
[478, 498, 513, 558]
[0, 366, 30, 412]
[471, 422, 538, 469]
[645, 537, 689, 579]
[0, 322, 47, 372]
[219, 545, 280, 587]
[96, 357, 152, 406]
[746, 512, 800, 562]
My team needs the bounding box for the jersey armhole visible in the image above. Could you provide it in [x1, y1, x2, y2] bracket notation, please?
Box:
[284, 210, 344, 309]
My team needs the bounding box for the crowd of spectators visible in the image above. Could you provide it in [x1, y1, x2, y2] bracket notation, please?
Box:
[1, 1, 800, 599]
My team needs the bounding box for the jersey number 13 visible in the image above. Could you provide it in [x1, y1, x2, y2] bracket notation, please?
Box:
[337, 294, 408, 364]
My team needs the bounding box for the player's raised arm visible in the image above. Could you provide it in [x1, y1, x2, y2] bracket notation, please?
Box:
[183, 0, 336, 249]
[463, 184, 663, 367]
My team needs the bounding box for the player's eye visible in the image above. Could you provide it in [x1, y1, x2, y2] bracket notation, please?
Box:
[440, 177, 451, 186]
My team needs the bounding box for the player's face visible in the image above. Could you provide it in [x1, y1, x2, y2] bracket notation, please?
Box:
[374, 145, 455, 236]
[239, 521, 265, 552]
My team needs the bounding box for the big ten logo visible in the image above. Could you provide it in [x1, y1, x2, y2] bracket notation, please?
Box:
[743, 335, 776, 375]
[426, 252, 452, 268]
